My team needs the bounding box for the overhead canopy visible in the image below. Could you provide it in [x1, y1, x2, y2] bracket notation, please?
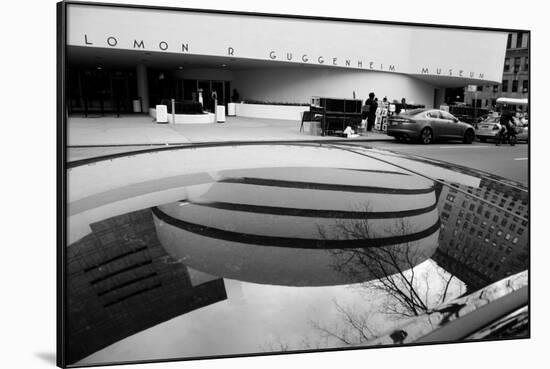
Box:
[496, 97, 528, 106]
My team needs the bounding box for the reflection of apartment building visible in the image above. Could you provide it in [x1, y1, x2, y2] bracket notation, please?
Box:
[433, 181, 529, 292]
[465, 32, 529, 111]
[67, 209, 227, 364]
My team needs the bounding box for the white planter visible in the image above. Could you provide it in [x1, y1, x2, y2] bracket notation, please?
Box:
[167, 112, 216, 124]
[155, 105, 168, 123]
[235, 103, 308, 121]
[227, 102, 236, 116]
[216, 106, 226, 122]
[132, 99, 141, 113]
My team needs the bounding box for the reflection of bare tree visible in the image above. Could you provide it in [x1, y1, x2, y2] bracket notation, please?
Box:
[320, 216, 455, 318]
[310, 214, 463, 345]
[309, 300, 376, 345]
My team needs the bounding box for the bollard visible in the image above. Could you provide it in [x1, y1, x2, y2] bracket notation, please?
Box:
[171, 99, 175, 124]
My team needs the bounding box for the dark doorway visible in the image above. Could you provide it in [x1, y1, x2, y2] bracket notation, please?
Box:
[444, 87, 465, 105]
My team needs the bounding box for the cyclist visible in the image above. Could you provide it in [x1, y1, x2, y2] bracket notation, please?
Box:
[496, 107, 516, 146]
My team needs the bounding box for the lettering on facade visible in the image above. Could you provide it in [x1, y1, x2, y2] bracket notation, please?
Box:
[134, 40, 145, 49]
[159, 41, 168, 51]
[420, 67, 485, 79]
[107, 37, 118, 47]
[82, 34, 490, 79]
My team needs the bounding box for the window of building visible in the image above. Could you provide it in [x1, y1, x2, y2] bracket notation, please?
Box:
[509, 223, 517, 232]
[512, 237, 519, 244]
[441, 212, 449, 222]
[507, 33, 512, 48]
[444, 203, 452, 212]
[493, 85, 499, 93]
[477, 85, 483, 91]
[524, 57, 529, 71]
[514, 57, 521, 73]
[474, 216, 480, 225]
[447, 194, 455, 202]
[466, 213, 472, 221]
[481, 221, 487, 229]
[505, 233, 511, 240]
[516, 32, 523, 48]
[502, 80, 509, 92]
[469, 203, 475, 211]
[523, 80, 529, 93]
[504, 58, 510, 72]
[501, 218, 508, 227]
[512, 80, 518, 92]
[497, 229, 503, 237]
[518, 228, 524, 235]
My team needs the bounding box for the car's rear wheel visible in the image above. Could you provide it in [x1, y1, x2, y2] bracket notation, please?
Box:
[419, 128, 433, 144]
[463, 130, 475, 144]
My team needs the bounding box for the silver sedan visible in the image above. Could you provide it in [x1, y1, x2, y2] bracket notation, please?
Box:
[386, 108, 476, 144]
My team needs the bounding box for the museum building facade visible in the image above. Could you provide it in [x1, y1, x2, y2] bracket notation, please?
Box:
[65, 3, 509, 118]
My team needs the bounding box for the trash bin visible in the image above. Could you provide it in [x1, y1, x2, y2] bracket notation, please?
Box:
[216, 105, 226, 123]
[156, 105, 168, 123]
[132, 99, 141, 113]
[227, 102, 236, 116]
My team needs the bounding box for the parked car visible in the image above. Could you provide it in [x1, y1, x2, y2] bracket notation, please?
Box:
[475, 116, 528, 143]
[475, 116, 501, 142]
[387, 108, 476, 144]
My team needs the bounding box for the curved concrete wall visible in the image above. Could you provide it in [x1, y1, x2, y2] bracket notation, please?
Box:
[233, 67, 435, 106]
[67, 4, 507, 83]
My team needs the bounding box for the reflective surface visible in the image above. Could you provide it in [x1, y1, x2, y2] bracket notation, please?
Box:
[67, 143, 529, 365]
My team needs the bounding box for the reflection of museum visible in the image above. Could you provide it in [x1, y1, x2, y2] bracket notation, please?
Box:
[67, 209, 227, 364]
[433, 180, 528, 292]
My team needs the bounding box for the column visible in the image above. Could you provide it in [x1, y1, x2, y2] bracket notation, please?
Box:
[136, 64, 149, 112]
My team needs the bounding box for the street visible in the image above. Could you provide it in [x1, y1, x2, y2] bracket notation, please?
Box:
[355, 140, 529, 186]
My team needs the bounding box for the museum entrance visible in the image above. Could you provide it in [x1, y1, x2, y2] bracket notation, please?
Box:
[67, 68, 138, 116]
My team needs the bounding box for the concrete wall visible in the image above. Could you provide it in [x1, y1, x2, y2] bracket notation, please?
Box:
[67, 4, 507, 84]
[233, 67, 436, 107]
[235, 103, 308, 120]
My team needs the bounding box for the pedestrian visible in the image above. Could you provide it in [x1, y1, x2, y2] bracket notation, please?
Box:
[231, 89, 240, 103]
[364, 92, 378, 131]
[400, 98, 407, 114]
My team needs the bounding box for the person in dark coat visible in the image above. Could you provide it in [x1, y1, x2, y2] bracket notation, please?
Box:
[365, 92, 378, 131]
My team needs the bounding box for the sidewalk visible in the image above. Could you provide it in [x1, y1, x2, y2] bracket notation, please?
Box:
[67, 114, 393, 160]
